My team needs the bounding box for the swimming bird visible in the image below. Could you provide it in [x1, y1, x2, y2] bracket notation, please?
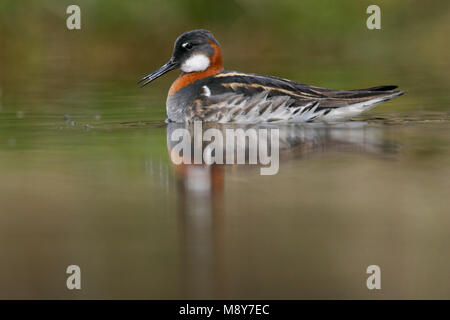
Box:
[139, 29, 404, 123]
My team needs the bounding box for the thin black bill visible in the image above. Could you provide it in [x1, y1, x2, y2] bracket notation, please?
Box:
[138, 60, 178, 87]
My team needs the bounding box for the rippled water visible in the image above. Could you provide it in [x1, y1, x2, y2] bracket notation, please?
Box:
[0, 78, 448, 299]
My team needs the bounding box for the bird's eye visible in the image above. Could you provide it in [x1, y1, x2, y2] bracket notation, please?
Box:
[182, 42, 193, 50]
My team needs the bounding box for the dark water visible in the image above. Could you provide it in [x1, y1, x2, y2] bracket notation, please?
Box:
[0, 83, 448, 298]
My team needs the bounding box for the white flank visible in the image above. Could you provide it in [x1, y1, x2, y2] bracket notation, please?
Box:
[320, 97, 386, 122]
[181, 54, 210, 73]
[202, 85, 211, 97]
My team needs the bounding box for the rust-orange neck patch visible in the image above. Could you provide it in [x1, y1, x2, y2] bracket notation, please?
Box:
[168, 42, 223, 97]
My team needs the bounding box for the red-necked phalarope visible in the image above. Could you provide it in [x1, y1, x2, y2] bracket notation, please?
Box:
[138, 29, 404, 123]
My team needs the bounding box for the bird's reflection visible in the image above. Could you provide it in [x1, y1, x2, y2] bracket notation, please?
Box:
[166, 122, 396, 298]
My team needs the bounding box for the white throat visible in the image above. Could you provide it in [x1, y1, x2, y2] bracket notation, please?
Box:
[181, 54, 210, 73]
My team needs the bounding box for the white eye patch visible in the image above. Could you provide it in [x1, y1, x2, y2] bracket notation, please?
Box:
[181, 54, 210, 73]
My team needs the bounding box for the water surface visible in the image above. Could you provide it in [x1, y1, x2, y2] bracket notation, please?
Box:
[0, 86, 448, 298]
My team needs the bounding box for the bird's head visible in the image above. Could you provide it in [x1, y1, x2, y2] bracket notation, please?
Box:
[138, 29, 223, 87]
